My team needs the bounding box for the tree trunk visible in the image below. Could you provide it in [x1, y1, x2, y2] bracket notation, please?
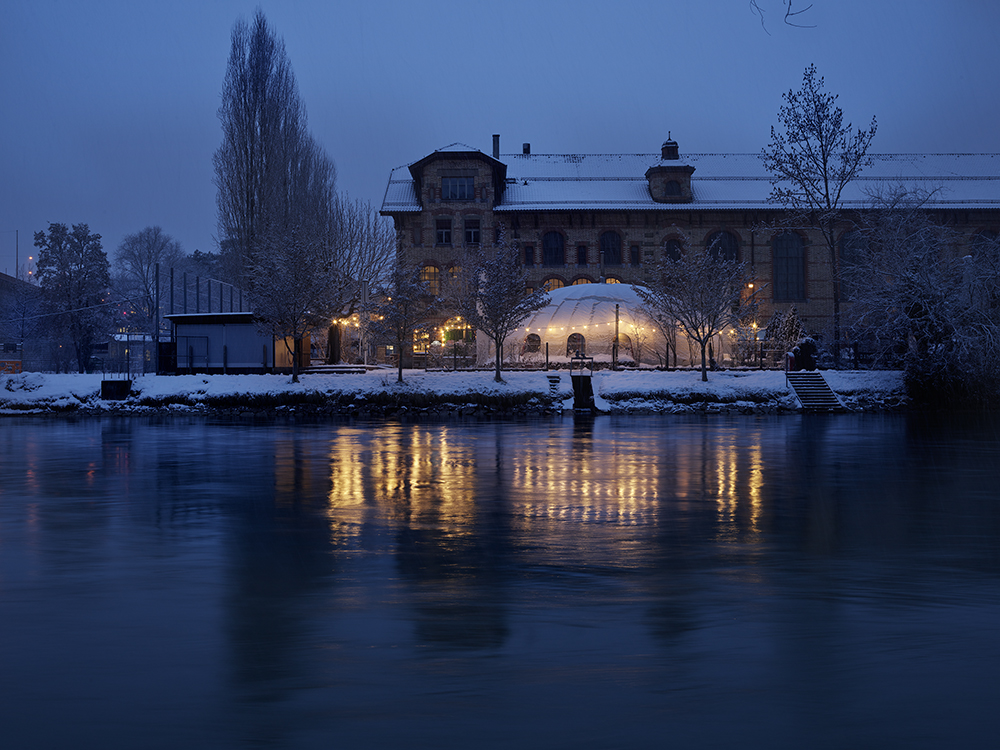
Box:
[700, 340, 708, 382]
[291, 337, 300, 383]
[494, 336, 503, 382]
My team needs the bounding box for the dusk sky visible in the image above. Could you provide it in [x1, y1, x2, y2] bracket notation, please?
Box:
[2, 0, 998, 277]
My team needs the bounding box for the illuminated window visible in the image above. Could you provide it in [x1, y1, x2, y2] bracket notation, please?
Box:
[412, 328, 431, 353]
[567, 332, 586, 356]
[420, 265, 440, 296]
[571, 277, 593, 285]
[604, 276, 622, 284]
[443, 316, 474, 342]
[542, 277, 565, 291]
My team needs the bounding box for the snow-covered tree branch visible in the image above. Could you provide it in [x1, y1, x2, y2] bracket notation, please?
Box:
[844, 187, 1000, 406]
[762, 63, 877, 364]
[448, 224, 549, 383]
[637, 244, 760, 382]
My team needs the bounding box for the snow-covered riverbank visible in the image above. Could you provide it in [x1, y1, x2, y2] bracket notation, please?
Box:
[0, 368, 906, 416]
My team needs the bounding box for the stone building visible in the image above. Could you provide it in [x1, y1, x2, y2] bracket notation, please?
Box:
[380, 136, 1000, 363]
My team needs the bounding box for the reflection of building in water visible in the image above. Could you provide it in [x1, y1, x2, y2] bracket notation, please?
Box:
[320, 421, 776, 646]
[325, 425, 510, 649]
[324, 422, 768, 552]
[325, 425, 481, 537]
[509, 421, 664, 527]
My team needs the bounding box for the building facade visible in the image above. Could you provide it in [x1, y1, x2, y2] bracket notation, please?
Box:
[381, 136, 1000, 361]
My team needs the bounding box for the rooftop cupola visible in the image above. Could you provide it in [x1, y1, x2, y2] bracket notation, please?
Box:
[647, 133, 694, 203]
[661, 133, 680, 160]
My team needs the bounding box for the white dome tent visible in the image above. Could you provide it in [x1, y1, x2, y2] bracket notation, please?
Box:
[478, 282, 694, 368]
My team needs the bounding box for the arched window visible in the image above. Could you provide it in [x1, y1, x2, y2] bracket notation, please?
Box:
[567, 332, 586, 356]
[542, 277, 565, 292]
[707, 231, 739, 262]
[571, 277, 594, 285]
[600, 231, 622, 265]
[773, 232, 805, 302]
[664, 180, 681, 197]
[617, 333, 633, 359]
[524, 333, 541, 353]
[420, 265, 440, 296]
[542, 231, 565, 267]
[838, 230, 866, 300]
[604, 276, 622, 284]
[664, 239, 683, 262]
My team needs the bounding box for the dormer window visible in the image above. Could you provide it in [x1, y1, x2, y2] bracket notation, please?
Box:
[442, 176, 474, 201]
[664, 180, 682, 197]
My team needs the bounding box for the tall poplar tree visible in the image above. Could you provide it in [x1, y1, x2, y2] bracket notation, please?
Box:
[212, 9, 337, 288]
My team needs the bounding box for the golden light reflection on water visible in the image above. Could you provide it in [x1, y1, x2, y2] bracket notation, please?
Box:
[314, 422, 770, 547]
[324, 425, 481, 541]
[509, 423, 663, 527]
[669, 429, 765, 543]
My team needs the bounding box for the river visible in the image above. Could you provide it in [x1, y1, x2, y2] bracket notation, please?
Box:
[1, 413, 998, 749]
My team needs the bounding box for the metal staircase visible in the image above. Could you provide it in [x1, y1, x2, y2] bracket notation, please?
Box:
[786, 371, 845, 412]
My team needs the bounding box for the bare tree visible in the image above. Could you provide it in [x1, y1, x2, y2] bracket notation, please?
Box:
[113, 226, 184, 332]
[330, 195, 395, 315]
[762, 63, 877, 366]
[370, 263, 436, 384]
[450, 224, 549, 383]
[637, 247, 760, 382]
[34, 223, 113, 372]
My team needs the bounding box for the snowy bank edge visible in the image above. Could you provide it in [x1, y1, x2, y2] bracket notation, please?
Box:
[0, 370, 906, 414]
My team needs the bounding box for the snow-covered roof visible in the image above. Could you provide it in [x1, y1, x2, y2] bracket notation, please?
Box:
[381, 152, 1000, 213]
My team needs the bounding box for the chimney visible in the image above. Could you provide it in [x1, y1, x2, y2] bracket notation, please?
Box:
[523, 143, 531, 155]
[492, 134, 500, 159]
[661, 131, 679, 160]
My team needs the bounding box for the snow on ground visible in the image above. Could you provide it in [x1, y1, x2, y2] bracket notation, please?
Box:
[0, 368, 905, 413]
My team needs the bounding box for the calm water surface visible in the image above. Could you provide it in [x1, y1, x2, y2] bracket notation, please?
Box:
[1, 413, 998, 749]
